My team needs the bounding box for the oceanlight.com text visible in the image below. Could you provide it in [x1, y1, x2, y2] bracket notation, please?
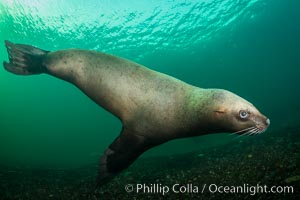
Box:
[125, 183, 294, 196]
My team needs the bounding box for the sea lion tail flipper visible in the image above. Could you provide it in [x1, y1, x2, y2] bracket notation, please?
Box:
[3, 40, 49, 75]
[96, 129, 151, 187]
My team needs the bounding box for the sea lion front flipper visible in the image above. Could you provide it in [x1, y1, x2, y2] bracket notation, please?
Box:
[96, 128, 151, 187]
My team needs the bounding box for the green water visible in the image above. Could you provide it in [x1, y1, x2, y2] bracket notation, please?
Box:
[0, 0, 299, 168]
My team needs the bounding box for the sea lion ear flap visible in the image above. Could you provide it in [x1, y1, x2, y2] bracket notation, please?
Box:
[96, 128, 149, 187]
[214, 109, 226, 114]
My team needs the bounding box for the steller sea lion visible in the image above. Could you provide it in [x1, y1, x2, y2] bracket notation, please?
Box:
[3, 40, 270, 186]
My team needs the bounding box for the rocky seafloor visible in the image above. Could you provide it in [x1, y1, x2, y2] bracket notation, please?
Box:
[0, 125, 299, 200]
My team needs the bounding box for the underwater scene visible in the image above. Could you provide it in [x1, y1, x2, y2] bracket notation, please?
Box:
[0, 0, 299, 199]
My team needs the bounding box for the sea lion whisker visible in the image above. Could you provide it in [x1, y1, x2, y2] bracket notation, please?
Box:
[235, 128, 255, 138]
[244, 129, 256, 136]
[240, 127, 259, 137]
[229, 126, 256, 135]
[236, 132, 248, 138]
[254, 128, 261, 134]
[255, 129, 265, 135]
[248, 128, 260, 136]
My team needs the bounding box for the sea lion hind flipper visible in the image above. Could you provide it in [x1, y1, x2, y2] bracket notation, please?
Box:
[96, 129, 151, 187]
[3, 40, 49, 75]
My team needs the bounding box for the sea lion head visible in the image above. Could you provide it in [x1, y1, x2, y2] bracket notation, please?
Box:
[209, 89, 270, 135]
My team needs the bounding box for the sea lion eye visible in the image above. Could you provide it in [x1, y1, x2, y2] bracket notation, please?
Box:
[239, 110, 248, 119]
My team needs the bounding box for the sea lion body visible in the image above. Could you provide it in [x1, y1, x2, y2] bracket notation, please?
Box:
[3, 41, 270, 186]
[45, 50, 193, 139]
